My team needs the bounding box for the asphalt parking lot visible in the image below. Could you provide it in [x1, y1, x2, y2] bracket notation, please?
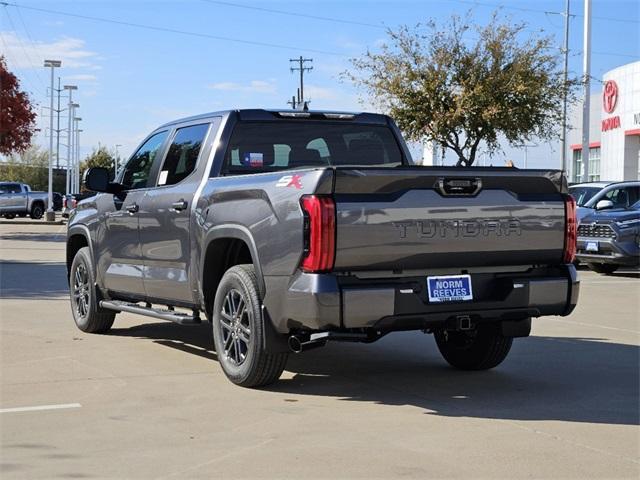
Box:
[0, 222, 638, 479]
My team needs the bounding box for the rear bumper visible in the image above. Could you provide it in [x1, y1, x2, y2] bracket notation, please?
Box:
[263, 265, 580, 333]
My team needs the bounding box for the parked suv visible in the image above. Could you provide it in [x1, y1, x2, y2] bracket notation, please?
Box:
[569, 181, 640, 222]
[576, 198, 640, 273]
[67, 109, 579, 387]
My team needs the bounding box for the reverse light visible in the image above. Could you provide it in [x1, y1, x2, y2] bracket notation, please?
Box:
[300, 195, 335, 272]
[564, 195, 577, 263]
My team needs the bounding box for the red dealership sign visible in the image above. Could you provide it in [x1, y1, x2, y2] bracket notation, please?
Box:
[603, 80, 618, 114]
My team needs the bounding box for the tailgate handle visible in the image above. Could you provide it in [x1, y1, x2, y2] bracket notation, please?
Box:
[437, 178, 482, 196]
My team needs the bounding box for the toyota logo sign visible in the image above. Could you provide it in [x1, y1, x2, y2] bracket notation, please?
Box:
[603, 80, 618, 114]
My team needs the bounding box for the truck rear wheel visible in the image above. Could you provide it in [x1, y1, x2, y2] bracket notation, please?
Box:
[70, 247, 115, 333]
[30, 203, 44, 220]
[212, 265, 288, 387]
[434, 324, 513, 370]
[587, 263, 619, 274]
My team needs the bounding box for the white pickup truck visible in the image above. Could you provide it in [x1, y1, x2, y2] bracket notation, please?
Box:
[0, 182, 48, 219]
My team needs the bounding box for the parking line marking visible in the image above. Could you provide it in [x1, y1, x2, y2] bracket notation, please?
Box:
[545, 318, 639, 334]
[0, 403, 81, 414]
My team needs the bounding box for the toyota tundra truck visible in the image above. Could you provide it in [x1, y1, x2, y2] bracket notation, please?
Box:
[67, 109, 579, 387]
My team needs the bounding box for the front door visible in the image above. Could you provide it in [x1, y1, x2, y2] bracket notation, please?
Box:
[139, 122, 213, 304]
[97, 130, 169, 298]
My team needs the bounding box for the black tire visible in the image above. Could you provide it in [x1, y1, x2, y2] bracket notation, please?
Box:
[434, 324, 513, 370]
[587, 263, 619, 274]
[30, 203, 44, 220]
[212, 264, 288, 387]
[69, 247, 115, 333]
[3, 213, 16, 219]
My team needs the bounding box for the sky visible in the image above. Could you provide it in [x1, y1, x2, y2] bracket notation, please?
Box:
[1, 0, 639, 169]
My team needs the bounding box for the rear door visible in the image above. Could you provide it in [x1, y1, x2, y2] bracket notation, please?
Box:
[139, 121, 215, 304]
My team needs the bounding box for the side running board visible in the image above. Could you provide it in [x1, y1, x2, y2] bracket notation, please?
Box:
[99, 300, 201, 325]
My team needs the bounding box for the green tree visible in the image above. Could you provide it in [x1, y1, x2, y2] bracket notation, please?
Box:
[0, 146, 49, 190]
[345, 13, 578, 166]
[79, 145, 117, 185]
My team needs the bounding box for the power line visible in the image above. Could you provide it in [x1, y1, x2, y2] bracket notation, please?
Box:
[200, 0, 386, 29]
[2, 2, 345, 56]
[1, 6, 47, 90]
[449, 0, 639, 24]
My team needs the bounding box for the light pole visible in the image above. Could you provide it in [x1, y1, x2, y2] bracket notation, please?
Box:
[74, 117, 82, 193]
[581, 0, 592, 182]
[64, 86, 78, 195]
[115, 144, 122, 177]
[44, 59, 62, 221]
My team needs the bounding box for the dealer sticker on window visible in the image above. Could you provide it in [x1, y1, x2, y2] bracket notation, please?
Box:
[427, 274, 473, 303]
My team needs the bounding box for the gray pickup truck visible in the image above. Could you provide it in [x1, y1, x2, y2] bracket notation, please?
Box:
[67, 109, 580, 387]
[0, 182, 48, 219]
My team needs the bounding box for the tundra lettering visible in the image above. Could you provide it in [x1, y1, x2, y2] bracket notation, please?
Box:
[393, 219, 522, 239]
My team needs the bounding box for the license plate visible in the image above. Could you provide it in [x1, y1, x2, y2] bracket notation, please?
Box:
[427, 274, 473, 303]
[586, 241, 599, 252]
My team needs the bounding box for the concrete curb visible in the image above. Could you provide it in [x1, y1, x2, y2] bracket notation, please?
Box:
[0, 219, 65, 225]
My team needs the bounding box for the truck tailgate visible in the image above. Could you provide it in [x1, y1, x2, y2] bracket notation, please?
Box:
[332, 167, 567, 270]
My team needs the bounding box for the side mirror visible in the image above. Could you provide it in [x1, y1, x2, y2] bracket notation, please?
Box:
[84, 167, 110, 192]
[595, 199, 614, 210]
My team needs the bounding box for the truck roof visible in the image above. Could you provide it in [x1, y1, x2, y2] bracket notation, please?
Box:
[157, 108, 388, 129]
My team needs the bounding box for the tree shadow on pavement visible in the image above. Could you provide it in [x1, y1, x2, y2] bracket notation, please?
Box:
[0, 262, 68, 299]
[108, 320, 639, 427]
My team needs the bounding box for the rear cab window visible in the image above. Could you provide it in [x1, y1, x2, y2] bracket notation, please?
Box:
[222, 121, 405, 175]
[157, 123, 210, 186]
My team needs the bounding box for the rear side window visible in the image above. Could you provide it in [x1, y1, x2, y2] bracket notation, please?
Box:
[121, 131, 169, 190]
[1, 184, 21, 193]
[157, 123, 210, 186]
[223, 121, 404, 174]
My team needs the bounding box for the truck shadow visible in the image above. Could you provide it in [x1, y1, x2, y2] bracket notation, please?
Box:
[109, 322, 639, 426]
[0, 262, 68, 299]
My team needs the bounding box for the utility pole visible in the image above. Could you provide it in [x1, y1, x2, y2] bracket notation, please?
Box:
[44, 59, 61, 221]
[64, 85, 78, 195]
[289, 56, 313, 108]
[581, 0, 592, 182]
[561, 0, 571, 174]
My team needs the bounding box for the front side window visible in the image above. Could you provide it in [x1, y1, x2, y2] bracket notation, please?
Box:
[121, 131, 169, 190]
[603, 186, 640, 208]
[224, 121, 404, 174]
[157, 124, 209, 186]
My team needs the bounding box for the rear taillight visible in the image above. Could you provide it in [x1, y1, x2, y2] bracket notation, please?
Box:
[563, 194, 577, 263]
[300, 195, 335, 272]
[63, 198, 67, 209]
[72, 199, 77, 209]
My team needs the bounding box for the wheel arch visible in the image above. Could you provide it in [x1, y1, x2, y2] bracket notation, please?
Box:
[67, 225, 93, 279]
[200, 225, 265, 319]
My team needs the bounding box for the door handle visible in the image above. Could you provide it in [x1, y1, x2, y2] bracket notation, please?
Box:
[125, 203, 139, 214]
[171, 199, 188, 211]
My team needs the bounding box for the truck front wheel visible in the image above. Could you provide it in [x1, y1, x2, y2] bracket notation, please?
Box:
[69, 247, 115, 333]
[434, 324, 513, 370]
[212, 265, 288, 387]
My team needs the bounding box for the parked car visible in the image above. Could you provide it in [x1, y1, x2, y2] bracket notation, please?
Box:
[62, 192, 96, 218]
[67, 109, 579, 388]
[569, 181, 640, 222]
[0, 182, 48, 219]
[576, 198, 640, 274]
[53, 192, 63, 211]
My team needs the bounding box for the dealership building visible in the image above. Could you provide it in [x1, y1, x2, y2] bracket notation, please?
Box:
[567, 61, 640, 182]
